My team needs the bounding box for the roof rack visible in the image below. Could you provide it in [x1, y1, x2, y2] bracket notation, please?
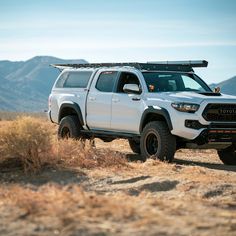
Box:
[147, 60, 208, 68]
[51, 60, 208, 72]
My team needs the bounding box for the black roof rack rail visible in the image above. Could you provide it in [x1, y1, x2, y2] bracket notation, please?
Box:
[50, 60, 208, 72]
[51, 62, 142, 71]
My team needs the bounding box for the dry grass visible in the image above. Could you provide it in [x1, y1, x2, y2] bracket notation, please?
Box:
[0, 116, 236, 235]
[0, 117, 52, 173]
[1, 184, 135, 220]
[0, 117, 128, 173]
[53, 139, 129, 169]
[0, 111, 46, 121]
[0, 178, 235, 236]
[0, 184, 140, 235]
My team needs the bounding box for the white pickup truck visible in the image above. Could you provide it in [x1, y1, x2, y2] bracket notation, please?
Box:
[48, 61, 236, 165]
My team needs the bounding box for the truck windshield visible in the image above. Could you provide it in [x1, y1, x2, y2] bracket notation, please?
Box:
[142, 72, 211, 93]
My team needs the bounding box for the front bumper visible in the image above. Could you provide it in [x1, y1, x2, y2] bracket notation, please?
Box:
[170, 101, 236, 140]
[193, 127, 236, 145]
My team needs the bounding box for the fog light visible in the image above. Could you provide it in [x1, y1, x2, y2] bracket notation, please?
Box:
[185, 120, 205, 130]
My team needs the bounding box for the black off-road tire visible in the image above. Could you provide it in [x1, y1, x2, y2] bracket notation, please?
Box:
[217, 144, 236, 165]
[140, 121, 176, 162]
[128, 139, 141, 154]
[58, 115, 81, 139]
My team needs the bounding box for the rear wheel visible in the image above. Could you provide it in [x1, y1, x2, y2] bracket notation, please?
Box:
[217, 144, 236, 165]
[58, 115, 81, 139]
[140, 121, 176, 162]
[128, 139, 141, 154]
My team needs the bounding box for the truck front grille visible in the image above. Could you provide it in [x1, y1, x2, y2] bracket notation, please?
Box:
[203, 104, 236, 122]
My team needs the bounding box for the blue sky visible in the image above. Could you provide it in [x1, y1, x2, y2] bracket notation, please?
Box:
[0, 0, 236, 83]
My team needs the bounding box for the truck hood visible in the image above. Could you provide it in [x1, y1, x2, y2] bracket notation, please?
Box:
[146, 91, 236, 104]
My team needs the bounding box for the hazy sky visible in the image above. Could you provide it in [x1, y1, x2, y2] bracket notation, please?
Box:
[1, 0, 236, 83]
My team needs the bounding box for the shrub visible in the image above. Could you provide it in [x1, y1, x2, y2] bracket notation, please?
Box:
[0, 116, 52, 173]
[53, 139, 128, 169]
[0, 117, 128, 173]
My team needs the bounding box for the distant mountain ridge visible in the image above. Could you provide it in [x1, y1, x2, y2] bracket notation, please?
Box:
[0, 56, 87, 111]
[210, 76, 236, 96]
[0, 56, 235, 112]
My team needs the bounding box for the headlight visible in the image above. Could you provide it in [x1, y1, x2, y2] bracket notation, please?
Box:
[171, 103, 200, 113]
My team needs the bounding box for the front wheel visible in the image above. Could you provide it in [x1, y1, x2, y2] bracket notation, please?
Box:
[217, 144, 236, 165]
[140, 121, 176, 162]
[58, 115, 81, 139]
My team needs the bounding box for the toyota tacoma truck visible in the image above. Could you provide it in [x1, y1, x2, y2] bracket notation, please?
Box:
[48, 61, 236, 165]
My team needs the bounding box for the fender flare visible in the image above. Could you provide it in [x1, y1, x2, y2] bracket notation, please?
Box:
[58, 102, 84, 126]
[139, 106, 173, 132]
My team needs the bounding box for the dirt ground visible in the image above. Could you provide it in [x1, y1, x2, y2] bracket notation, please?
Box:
[0, 139, 236, 236]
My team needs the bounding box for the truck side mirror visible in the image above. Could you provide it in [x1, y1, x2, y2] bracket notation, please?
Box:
[214, 87, 221, 93]
[123, 84, 141, 94]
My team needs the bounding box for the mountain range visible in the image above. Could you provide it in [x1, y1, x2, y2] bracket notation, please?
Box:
[0, 56, 235, 112]
[210, 76, 236, 95]
[0, 56, 87, 111]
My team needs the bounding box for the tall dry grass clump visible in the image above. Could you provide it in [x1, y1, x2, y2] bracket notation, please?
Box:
[0, 116, 51, 173]
[0, 116, 128, 173]
[53, 139, 128, 169]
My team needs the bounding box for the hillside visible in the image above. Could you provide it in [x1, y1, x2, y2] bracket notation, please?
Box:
[211, 76, 236, 96]
[0, 56, 87, 111]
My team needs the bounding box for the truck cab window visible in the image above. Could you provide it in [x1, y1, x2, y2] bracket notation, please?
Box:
[55, 72, 68, 88]
[116, 72, 141, 93]
[63, 71, 92, 88]
[96, 71, 118, 92]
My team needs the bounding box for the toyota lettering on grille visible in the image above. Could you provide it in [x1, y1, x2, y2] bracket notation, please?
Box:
[218, 109, 236, 115]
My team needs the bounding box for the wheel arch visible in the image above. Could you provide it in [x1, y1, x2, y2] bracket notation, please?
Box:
[139, 106, 173, 133]
[58, 102, 84, 126]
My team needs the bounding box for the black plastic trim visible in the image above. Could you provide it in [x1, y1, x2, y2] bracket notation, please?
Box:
[139, 106, 173, 132]
[202, 103, 236, 122]
[47, 110, 54, 123]
[185, 120, 208, 130]
[210, 123, 236, 129]
[59, 103, 84, 126]
[185, 120, 236, 130]
[80, 129, 140, 139]
[193, 128, 236, 145]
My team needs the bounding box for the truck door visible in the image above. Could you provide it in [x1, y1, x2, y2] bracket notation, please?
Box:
[110, 71, 143, 133]
[86, 71, 118, 130]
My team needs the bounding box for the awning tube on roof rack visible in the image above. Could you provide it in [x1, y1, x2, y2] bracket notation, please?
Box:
[147, 60, 208, 68]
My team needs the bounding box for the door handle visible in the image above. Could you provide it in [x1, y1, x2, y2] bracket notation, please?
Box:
[89, 97, 96, 101]
[132, 97, 140, 101]
[112, 98, 120, 103]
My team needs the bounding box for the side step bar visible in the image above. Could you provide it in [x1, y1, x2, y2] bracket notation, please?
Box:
[80, 129, 140, 139]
